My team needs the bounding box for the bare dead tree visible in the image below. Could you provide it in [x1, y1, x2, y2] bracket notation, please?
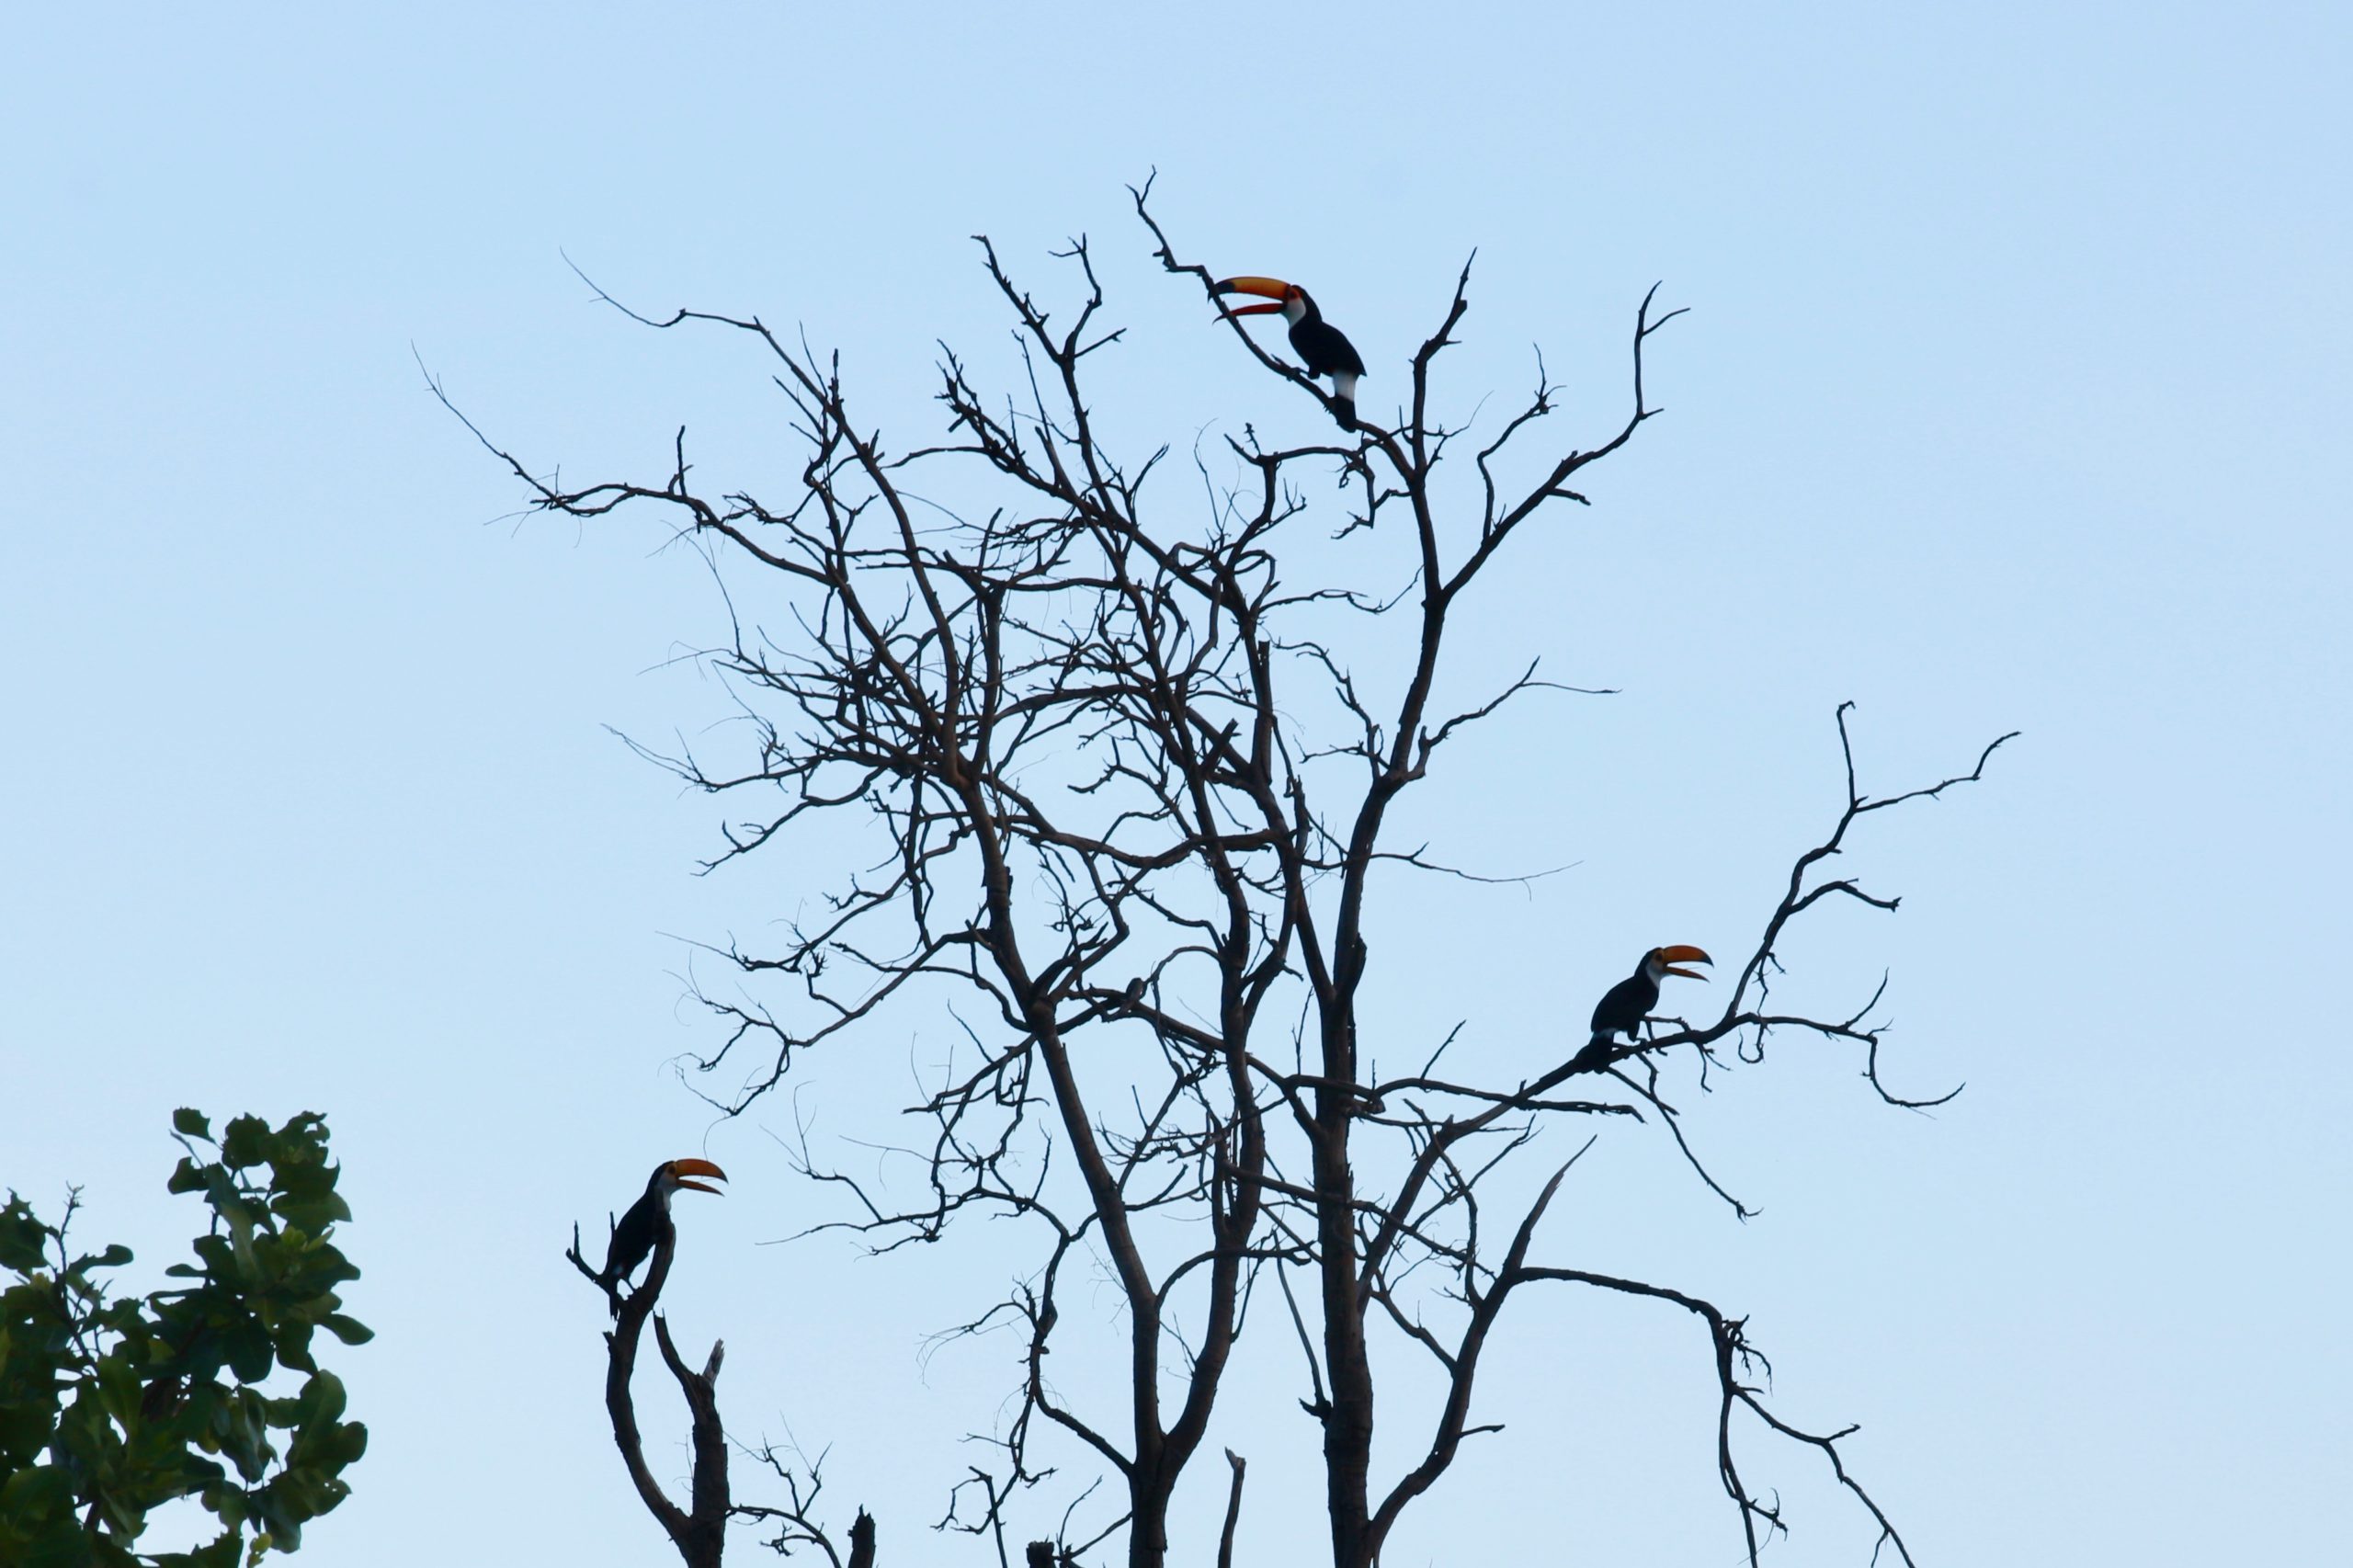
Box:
[451, 176, 2008, 1568]
[566, 1214, 869, 1568]
[563, 1216, 732, 1568]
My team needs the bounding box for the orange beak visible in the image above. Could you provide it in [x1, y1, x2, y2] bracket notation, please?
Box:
[668, 1157, 728, 1196]
[1212, 274, 1296, 318]
[1657, 945, 1712, 981]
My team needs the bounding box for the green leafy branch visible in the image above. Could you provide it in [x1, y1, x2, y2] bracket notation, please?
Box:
[0, 1110, 370, 1568]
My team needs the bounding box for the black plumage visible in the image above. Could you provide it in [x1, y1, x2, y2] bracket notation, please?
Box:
[1282, 294, 1365, 382]
[1211, 275, 1367, 426]
[598, 1158, 727, 1307]
[1587, 946, 1712, 1051]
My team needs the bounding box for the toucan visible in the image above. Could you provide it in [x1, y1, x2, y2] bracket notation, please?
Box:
[598, 1158, 727, 1304]
[1587, 946, 1712, 1051]
[1211, 276, 1367, 427]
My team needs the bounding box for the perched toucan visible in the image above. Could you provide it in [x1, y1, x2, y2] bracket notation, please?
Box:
[599, 1158, 727, 1304]
[1211, 275, 1367, 426]
[1587, 946, 1712, 1051]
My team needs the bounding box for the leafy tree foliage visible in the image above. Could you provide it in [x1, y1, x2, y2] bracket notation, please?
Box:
[0, 1111, 369, 1568]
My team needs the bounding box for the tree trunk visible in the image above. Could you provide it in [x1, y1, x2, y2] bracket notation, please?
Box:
[1316, 1001, 1374, 1568]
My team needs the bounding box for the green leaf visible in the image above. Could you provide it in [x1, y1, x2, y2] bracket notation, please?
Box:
[1, 1460, 74, 1517]
[319, 1419, 365, 1469]
[0, 1403, 61, 1471]
[221, 1387, 273, 1483]
[0, 1198, 53, 1274]
[190, 1234, 239, 1282]
[318, 1314, 371, 1347]
[223, 1320, 275, 1386]
[218, 1118, 270, 1173]
[271, 1325, 316, 1378]
[290, 1371, 345, 1431]
[268, 1196, 348, 1237]
[10, 1515, 98, 1568]
[172, 1108, 213, 1142]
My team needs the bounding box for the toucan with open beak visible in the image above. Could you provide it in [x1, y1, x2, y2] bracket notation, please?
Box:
[598, 1157, 727, 1304]
[1587, 946, 1711, 1051]
[1212, 275, 1367, 427]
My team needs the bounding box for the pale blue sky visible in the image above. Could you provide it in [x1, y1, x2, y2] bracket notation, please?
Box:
[4, 5, 2347, 1564]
